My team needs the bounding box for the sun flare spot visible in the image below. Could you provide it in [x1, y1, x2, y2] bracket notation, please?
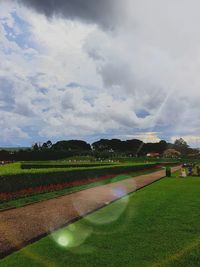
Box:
[57, 235, 70, 247]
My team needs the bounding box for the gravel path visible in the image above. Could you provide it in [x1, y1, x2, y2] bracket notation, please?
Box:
[0, 166, 180, 258]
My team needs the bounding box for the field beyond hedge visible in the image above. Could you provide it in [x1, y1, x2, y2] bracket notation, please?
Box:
[1, 172, 200, 267]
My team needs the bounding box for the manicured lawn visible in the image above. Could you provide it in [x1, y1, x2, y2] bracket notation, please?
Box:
[1, 173, 200, 267]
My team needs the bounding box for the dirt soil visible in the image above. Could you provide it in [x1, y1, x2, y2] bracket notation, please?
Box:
[0, 166, 180, 258]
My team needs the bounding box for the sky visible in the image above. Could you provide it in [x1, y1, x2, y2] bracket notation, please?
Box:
[0, 0, 200, 147]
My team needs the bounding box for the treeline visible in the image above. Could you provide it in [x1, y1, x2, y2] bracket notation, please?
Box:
[0, 138, 198, 161]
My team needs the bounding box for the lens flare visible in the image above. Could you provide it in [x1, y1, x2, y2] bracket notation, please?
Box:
[72, 177, 137, 226]
[112, 186, 127, 198]
[57, 235, 70, 247]
[51, 223, 93, 249]
[85, 195, 129, 225]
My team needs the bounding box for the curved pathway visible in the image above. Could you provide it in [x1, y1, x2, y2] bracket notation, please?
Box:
[0, 166, 180, 258]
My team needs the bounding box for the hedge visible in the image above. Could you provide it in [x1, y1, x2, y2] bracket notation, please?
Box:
[0, 164, 158, 193]
[20, 163, 115, 169]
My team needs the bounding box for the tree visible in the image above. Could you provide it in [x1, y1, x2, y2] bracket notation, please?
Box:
[174, 138, 189, 148]
[92, 139, 111, 151]
[52, 140, 91, 151]
[32, 143, 39, 151]
[42, 140, 52, 150]
[158, 140, 168, 153]
[46, 140, 52, 149]
[139, 140, 167, 156]
[92, 139, 144, 154]
[174, 138, 189, 154]
[124, 139, 144, 155]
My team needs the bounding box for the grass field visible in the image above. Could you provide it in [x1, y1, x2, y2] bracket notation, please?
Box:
[1, 172, 200, 267]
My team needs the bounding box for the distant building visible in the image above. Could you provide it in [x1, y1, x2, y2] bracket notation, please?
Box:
[146, 152, 160, 158]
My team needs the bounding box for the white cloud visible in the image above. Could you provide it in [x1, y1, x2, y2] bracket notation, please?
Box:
[115, 132, 161, 143]
[1, 0, 200, 146]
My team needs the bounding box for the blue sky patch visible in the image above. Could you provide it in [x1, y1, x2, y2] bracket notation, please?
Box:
[136, 109, 150, 118]
[2, 11, 38, 51]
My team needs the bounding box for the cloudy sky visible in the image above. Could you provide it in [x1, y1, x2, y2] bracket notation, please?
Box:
[1, 0, 200, 147]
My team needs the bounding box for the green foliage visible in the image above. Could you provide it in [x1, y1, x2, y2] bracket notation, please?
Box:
[0, 169, 159, 210]
[174, 138, 191, 155]
[174, 138, 189, 148]
[0, 163, 157, 193]
[20, 162, 116, 169]
[52, 140, 91, 151]
[0, 162, 22, 175]
[166, 166, 172, 177]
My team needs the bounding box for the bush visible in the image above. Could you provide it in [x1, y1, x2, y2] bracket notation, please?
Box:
[0, 164, 157, 193]
[20, 162, 115, 169]
[166, 167, 171, 177]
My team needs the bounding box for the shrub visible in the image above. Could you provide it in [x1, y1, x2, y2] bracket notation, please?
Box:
[20, 162, 114, 169]
[0, 164, 157, 193]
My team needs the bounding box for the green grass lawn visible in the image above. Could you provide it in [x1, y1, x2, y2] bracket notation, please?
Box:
[1, 172, 200, 267]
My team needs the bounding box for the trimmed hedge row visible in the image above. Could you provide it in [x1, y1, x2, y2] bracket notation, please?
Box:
[159, 162, 180, 167]
[20, 163, 115, 169]
[0, 164, 158, 193]
[20, 161, 179, 170]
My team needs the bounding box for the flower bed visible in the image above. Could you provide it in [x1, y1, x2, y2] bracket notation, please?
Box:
[0, 174, 115, 201]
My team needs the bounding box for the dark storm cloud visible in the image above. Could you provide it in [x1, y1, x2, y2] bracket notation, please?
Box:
[17, 0, 124, 28]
